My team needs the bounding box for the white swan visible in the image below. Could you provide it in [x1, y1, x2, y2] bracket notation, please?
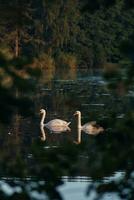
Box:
[40, 109, 71, 132]
[74, 110, 104, 135]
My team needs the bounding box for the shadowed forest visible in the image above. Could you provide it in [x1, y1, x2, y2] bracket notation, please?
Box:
[0, 0, 134, 200]
[0, 0, 134, 65]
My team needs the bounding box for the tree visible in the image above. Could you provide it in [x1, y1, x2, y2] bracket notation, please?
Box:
[0, 0, 34, 57]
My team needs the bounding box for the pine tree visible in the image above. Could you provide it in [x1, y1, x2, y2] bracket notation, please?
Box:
[0, 0, 34, 57]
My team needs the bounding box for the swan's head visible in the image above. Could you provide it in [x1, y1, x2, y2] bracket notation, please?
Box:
[40, 109, 46, 114]
[74, 111, 81, 116]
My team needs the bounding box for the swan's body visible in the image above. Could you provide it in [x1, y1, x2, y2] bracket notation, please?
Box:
[45, 119, 70, 128]
[74, 111, 104, 135]
[40, 109, 71, 132]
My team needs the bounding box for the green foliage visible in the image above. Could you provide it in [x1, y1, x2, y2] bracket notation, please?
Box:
[55, 52, 77, 69]
[0, 49, 40, 123]
[33, 53, 55, 70]
[0, 0, 34, 57]
[79, 0, 134, 65]
[0, 0, 134, 67]
[103, 33, 134, 94]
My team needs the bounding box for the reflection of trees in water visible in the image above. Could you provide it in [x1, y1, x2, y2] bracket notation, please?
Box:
[1, 73, 133, 199]
[56, 68, 77, 81]
[0, 51, 40, 124]
[0, 129, 134, 199]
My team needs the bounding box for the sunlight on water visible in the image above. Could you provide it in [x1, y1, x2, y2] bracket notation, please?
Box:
[58, 180, 95, 200]
[58, 174, 123, 200]
[0, 181, 22, 196]
[103, 171, 126, 183]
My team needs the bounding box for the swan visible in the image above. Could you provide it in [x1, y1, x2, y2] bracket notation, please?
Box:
[74, 110, 104, 135]
[40, 109, 71, 132]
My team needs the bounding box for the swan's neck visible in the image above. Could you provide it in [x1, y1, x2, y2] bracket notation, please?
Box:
[77, 128, 81, 144]
[77, 112, 82, 128]
[40, 112, 46, 126]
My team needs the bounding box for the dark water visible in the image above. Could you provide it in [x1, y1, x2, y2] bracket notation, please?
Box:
[1, 68, 134, 199]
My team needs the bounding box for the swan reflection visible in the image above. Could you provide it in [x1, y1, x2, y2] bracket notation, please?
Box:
[40, 125, 46, 141]
[74, 128, 82, 144]
[46, 125, 71, 133]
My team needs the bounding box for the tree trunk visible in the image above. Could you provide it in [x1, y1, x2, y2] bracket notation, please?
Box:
[15, 29, 19, 57]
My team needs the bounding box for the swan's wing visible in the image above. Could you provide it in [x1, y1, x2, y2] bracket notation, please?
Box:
[82, 122, 103, 135]
[89, 121, 97, 126]
[82, 123, 94, 131]
[45, 119, 70, 127]
[82, 121, 97, 127]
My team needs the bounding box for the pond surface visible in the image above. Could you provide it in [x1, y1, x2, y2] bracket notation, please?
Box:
[1, 68, 134, 199]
